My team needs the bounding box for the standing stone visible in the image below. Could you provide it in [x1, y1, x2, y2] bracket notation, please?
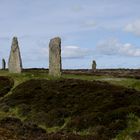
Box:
[2, 58, 6, 70]
[8, 37, 22, 73]
[49, 37, 62, 77]
[92, 60, 97, 72]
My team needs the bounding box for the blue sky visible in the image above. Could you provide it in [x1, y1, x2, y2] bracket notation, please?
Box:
[0, 0, 140, 69]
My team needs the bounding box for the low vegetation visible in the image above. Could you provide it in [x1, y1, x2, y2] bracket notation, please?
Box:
[0, 69, 140, 139]
[0, 76, 14, 97]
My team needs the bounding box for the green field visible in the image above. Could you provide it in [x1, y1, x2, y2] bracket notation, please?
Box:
[0, 70, 140, 91]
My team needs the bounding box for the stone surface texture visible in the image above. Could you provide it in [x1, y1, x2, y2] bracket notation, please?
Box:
[49, 37, 62, 77]
[8, 37, 22, 73]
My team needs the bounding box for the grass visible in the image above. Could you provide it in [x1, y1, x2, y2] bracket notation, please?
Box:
[1, 69, 140, 89]
[1, 70, 140, 91]
[1, 78, 140, 139]
[115, 113, 140, 140]
[0, 75, 14, 97]
[0, 69, 140, 139]
[62, 74, 140, 91]
[0, 70, 49, 87]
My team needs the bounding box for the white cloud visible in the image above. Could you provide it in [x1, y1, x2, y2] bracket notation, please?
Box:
[1, 0, 139, 37]
[96, 38, 140, 57]
[62, 46, 91, 58]
[124, 20, 140, 36]
[40, 45, 91, 59]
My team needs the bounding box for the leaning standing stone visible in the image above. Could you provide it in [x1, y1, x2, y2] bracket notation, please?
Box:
[2, 58, 6, 70]
[8, 37, 22, 73]
[49, 37, 62, 77]
[92, 60, 97, 72]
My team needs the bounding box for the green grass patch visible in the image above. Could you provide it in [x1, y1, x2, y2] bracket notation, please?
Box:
[62, 74, 140, 91]
[115, 114, 140, 140]
[1, 70, 140, 91]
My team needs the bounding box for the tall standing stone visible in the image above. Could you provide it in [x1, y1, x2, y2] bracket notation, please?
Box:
[92, 60, 97, 72]
[49, 37, 62, 77]
[8, 37, 22, 73]
[2, 58, 6, 70]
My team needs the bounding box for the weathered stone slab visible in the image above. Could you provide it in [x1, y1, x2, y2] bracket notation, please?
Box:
[8, 37, 22, 73]
[92, 60, 96, 72]
[49, 37, 62, 77]
[2, 58, 6, 70]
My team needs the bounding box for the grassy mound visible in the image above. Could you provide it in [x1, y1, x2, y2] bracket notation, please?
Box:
[0, 127, 19, 140]
[0, 76, 14, 97]
[1, 79, 140, 139]
[0, 117, 97, 140]
[0, 117, 46, 140]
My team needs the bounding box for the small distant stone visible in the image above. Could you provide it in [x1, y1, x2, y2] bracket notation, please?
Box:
[92, 60, 97, 72]
[49, 37, 62, 77]
[8, 37, 22, 73]
[2, 58, 6, 70]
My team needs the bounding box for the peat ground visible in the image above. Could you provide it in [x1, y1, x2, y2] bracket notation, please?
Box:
[0, 69, 140, 139]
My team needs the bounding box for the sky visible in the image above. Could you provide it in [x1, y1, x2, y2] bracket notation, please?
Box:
[0, 0, 140, 69]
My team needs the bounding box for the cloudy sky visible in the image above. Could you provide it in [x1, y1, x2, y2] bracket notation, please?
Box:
[0, 0, 140, 69]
